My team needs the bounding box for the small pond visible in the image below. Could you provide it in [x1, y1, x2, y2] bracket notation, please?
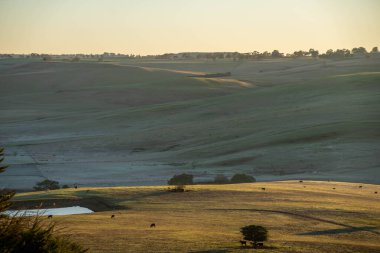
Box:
[4, 206, 94, 216]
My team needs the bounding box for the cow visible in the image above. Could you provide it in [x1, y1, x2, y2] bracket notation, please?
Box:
[111, 215, 115, 218]
[256, 242, 264, 248]
[251, 242, 264, 248]
[47, 215, 53, 219]
[150, 223, 156, 228]
[359, 185, 363, 188]
[239, 240, 247, 246]
[375, 191, 378, 194]
[261, 188, 266, 191]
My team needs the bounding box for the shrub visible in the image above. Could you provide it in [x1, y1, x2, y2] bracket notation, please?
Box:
[62, 185, 70, 189]
[0, 216, 88, 253]
[230, 173, 256, 184]
[240, 225, 268, 246]
[33, 179, 60, 191]
[168, 173, 193, 185]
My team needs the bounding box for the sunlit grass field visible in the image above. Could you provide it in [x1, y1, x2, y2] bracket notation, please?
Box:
[13, 181, 380, 252]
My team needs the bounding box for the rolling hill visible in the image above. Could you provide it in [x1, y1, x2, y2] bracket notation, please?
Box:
[0, 57, 379, 189]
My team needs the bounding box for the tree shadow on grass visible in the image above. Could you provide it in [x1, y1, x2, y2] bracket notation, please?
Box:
[298, 226, 379, 236]
[190, 245, 278, 252]
[188, 250, 229, 253]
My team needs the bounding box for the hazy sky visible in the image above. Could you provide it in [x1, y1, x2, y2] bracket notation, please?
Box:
[0, 0, 379, 55]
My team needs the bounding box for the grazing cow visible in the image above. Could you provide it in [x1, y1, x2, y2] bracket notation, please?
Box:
[375, 191, 378, 194]
[111, 215, 115, 218]
[359, 185, 363, 188]
[251, 242, 264, 248]
[74, 185, 78, 189]
[150, 223, 156, 228]
[261, 188, 266, 191]
[299, 180, 303, 183]
[239, 240, 247, 246]
[332, 187, 336, 190]
[47, 215, 53, 219]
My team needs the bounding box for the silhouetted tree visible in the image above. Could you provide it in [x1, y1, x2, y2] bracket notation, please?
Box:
[371, 47, 379, 53]
[293, 50, 305, 58]
[240, 225, 268, 247]
[168, 173, 193, 185]
[33, 179, 60, 191]
[271, 50, 283, 58]
[352, 47, 367, 55]
[309, 48, 319, 58]
[230, 174, 256, 183]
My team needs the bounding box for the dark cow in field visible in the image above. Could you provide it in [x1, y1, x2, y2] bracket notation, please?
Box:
[261, 188, 266, 191]
[150, 223, 156, 228]
[47, 215, 53, 219]
[250, 242, 264, 248]
[111, 215, 115, 218]
[359, 185, 363, 188]
[239, 240, 247, 246]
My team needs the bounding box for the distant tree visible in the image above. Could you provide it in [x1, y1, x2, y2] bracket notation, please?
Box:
[240, 225, 268, 247]
[168, 173, 193, 185]
[261, 51, 271, 58]
[33, 179, 60, 191]
[230, 174, 256, 184]
[309, 48, 319, 58]
[371, 47, 379, 53]
[292, 50, 305, 58]
[271, 50, 283, 58]
[352, 47, 367, 55]
[325, 49, 334, 57]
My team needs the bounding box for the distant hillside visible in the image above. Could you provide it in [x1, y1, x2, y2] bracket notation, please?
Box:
[0, 57, 379, 189]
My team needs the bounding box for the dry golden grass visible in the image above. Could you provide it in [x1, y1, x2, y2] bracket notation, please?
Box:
[15, 181, 380, 252]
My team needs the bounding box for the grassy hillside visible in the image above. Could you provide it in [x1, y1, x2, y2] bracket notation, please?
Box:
[0, 57, 379, 189]
[12, 181, 380, 253]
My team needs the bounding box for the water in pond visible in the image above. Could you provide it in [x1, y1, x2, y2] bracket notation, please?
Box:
[3, 206, 94, 216]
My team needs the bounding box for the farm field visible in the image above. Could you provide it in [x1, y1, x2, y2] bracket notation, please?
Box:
[12, 181, 380, 253]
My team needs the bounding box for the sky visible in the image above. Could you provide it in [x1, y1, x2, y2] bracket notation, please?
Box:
[0, 0, 379, 55]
